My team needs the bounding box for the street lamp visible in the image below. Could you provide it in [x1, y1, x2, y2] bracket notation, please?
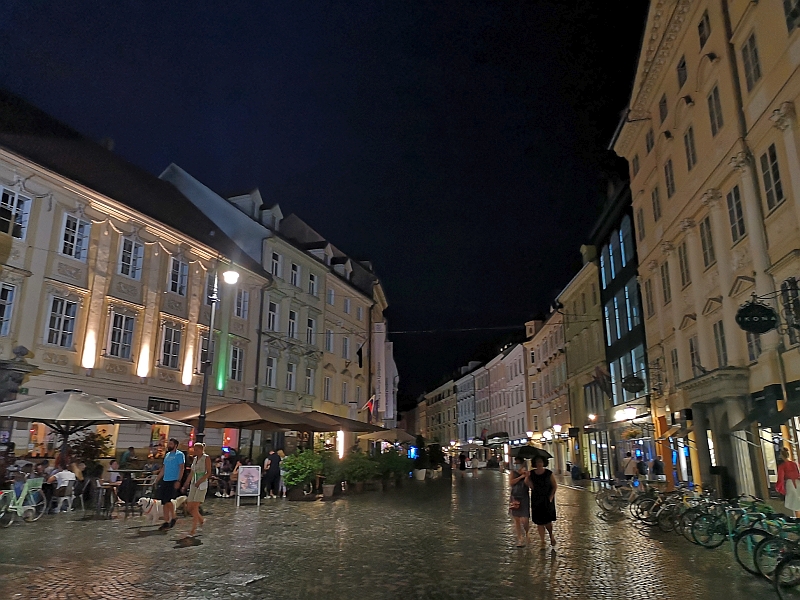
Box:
[196, 266, 239, 443]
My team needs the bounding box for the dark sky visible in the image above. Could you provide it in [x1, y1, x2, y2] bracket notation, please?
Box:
[0, 1, 648, 409]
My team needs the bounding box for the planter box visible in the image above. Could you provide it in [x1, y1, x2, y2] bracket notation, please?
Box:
[413, 469, 426, 481]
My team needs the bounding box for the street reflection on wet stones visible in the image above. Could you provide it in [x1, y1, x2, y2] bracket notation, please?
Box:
[0, 471, 775, 599]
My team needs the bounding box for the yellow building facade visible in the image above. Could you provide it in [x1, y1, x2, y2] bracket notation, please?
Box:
[615, 0, 800, 496]
[0, 125, 271, 457]
[558, 251, 607, 478]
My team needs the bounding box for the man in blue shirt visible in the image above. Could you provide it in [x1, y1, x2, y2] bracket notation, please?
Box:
[155, 438, 185, 530]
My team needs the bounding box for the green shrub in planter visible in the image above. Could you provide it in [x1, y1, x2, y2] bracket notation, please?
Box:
[340, 451, 377, 483]
[320, 451, 342, 484]
[428, 444, 445, 467]
[281, 450, 324, 488]
[376, 449, 413, 479]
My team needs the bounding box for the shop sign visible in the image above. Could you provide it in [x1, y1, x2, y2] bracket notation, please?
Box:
[621, 375, 645, 394]
[736, 299, 778, 334]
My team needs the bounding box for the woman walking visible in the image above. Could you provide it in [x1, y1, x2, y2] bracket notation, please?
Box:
[509, 456, 530, 547]
[777, 447, 800, 517]
[527, 455, 557, 549]
[184, 442, 212, 536]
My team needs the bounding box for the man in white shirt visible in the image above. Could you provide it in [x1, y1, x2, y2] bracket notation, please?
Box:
[49, 468, 77, 490]
[47, 468, 77, 512]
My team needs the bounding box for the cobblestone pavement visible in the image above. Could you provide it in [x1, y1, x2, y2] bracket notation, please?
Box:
[0, 471, 776, 599]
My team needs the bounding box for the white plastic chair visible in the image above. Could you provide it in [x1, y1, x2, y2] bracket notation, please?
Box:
[49, 480, 75, 513]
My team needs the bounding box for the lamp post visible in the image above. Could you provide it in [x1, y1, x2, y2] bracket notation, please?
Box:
[196, 267, 239, 444]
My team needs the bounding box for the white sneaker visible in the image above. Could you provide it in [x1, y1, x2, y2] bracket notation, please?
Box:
[215, 492, 223, 497]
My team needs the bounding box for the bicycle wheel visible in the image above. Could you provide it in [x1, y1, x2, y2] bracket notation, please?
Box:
[0, 493, 11, 527]
[692, 513, 727, 548]
[734, 528, 772, 575]
[657, 505, 676, 532]
[681, 509, 705, 544]
[757, 537, 796, 581]
[776, 554, 800, 599]
[633, 497, 656, 522]
[22, 490, 46, 522]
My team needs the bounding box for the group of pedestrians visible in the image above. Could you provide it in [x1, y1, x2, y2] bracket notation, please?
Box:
[621, 452, 666, 481]
[508, 456, 558, 549]
[153, 438, 212, 536]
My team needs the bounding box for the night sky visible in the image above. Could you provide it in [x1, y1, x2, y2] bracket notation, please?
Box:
[1, 1, 648, 410]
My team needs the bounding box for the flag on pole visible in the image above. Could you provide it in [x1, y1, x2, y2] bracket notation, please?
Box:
[360, 395, 375, 413]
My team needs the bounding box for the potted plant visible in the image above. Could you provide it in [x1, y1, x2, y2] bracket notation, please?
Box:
[281, 450, 323, 500]
[71, 430, 113, 483]
[320, 451, 340, 498]
[340, 451, 377, 492]
[413, 435, 430, 480]
[376, 449, 413, 489]
[428, 444, 446, 479]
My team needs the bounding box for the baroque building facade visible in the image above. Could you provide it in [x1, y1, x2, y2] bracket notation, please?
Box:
[615, 0, 800, 496]
[0, 92, 272, 455]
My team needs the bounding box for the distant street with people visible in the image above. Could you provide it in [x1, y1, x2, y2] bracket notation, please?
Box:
[0, 472, 775, 600]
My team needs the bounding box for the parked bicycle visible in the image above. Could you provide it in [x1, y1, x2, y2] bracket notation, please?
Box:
[0, 476, 47, 526]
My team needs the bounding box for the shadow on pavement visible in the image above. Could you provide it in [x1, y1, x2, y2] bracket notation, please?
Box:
[173, 535, 202, 549]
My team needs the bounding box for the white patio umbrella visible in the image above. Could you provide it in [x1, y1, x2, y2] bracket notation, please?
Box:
[357, 428, 415, 443]
[0, 391, 191, 456]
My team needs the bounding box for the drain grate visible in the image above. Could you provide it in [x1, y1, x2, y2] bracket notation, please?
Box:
[205, 572, 266, 586]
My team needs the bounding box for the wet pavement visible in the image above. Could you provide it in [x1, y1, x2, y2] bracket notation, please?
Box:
[0, 470, 776, 599]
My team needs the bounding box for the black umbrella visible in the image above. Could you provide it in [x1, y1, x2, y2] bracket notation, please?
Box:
[512, 446, 553, 460]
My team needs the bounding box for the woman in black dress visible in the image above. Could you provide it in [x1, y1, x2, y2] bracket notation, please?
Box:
[527, 455, 558, 549]
[509, 456, 530, 547]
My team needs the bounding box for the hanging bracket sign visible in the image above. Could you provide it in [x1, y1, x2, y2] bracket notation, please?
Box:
[621, 375, 645, 394]
[735, 298, 778, 334]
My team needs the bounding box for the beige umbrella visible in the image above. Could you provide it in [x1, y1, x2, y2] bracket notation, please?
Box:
[168, 402, 335, 431]
[358, 428, 415, 443]
[304, 411, 385, 433]
[0, 391, 190, 456]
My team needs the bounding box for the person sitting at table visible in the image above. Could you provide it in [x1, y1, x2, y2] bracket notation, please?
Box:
[47, 467, 77, 512]
[107, 460, 121, 485]
[107, 460, 125, 505]
[119, 447, 136, 469]
[34, 460, 49, 478]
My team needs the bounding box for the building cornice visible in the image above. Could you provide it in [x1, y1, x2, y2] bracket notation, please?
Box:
[616, 0, 695, 157]
[0, 148, 263, 274]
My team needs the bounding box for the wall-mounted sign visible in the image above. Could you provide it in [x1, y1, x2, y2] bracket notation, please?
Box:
[736, 299, 778, 334]
[621, 375, 645, 394]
